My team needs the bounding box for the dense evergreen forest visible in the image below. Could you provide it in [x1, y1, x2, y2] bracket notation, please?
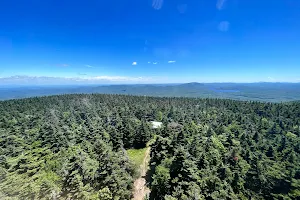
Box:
[0, 94, 299, 199]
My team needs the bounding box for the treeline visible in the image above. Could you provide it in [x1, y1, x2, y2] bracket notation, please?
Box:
[0, 94, 299, 199]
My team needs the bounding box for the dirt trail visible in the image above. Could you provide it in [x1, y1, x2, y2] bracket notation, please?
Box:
[133, 147, 150, 200]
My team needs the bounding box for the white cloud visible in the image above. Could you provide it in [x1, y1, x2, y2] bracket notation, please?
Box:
[148, 61, 151, 64]
[58, 64, 69, 67]
[268, 77, 275, 81]
[168, 60, 176, 63]
[153, 62, 158, 65]
[132, 62, 137, 66]
[218, 21, 230, 32]
[216, 0, 227, 10]
[89, 76, 143, 81]
[82, 75, 153, 82]
[0, 75, 156, 85]
[85, 65, 93, 68]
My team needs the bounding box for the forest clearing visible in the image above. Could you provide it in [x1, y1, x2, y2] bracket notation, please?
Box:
[128, 147, 151, 200]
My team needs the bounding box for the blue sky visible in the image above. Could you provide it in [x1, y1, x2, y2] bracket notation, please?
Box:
[1, 0, 300, 84]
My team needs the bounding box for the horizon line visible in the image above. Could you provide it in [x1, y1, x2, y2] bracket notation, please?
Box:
[1, 81, 300, 87]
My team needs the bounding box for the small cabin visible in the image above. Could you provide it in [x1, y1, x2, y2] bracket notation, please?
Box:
[150, 121, 163, 129]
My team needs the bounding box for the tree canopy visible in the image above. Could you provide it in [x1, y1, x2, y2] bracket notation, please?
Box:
[0, 94, 299, 199]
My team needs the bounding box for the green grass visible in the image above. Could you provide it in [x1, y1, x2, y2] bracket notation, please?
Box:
[126, 148, 147, 167]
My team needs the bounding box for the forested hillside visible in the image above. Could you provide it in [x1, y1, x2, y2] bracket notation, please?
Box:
[0, 94, 299, 199]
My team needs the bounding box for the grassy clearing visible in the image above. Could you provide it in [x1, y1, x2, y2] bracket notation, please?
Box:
[127, 147, 147, 167]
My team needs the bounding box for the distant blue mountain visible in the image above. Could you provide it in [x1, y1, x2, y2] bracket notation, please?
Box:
[1, 82, 300, 102]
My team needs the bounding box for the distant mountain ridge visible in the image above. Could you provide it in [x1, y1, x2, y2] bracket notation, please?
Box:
[1, 82, 300, 102]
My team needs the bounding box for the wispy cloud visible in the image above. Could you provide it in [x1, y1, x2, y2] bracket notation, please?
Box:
[216, 0, 227, 10]
[152, 0, 164, 10]
[268, 77, 275, 81]
[58, 64, 70, 67]
[132, 62, 137, 66]
[153, 62, 158, 65]
[168, 60, 176, 64]
[0, 75, 157, 85]
[85, 65, 93, 68]
[89, 76, 147, 81]
[218, 21, 230, 32]
[148, 61, 151, 64]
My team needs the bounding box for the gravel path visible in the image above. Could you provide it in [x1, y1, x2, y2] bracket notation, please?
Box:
[133, 147, 150, 200]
